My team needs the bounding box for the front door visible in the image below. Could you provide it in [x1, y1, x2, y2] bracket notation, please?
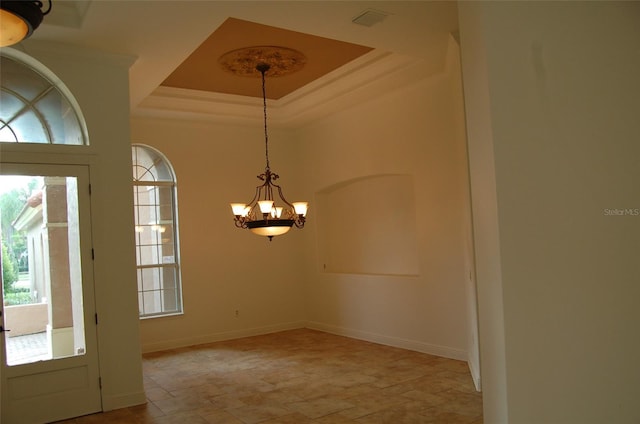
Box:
[0, 164, 101, 423]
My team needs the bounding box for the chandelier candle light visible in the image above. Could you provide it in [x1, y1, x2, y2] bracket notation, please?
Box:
[225, 47, 308, 241]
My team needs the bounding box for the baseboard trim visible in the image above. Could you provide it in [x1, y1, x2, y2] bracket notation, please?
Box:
[141, 320, 468, 364]
[140, 321, 306, 353]
[467, 354, 482, 392]
[305, 321, 467, 361]
[102, 391, 146, 411]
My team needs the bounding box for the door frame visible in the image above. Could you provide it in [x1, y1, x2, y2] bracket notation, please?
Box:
[0, 155, 103, 423]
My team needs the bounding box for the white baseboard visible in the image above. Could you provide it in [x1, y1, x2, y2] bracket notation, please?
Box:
[141, 321, 470, 371]
[305, 321, 467, 361]
[102, 391, 146, 411]
[467, 354, 482, 392]
[140, 321, 306, 353]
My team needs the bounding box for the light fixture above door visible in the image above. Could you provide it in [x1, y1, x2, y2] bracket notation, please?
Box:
[0, 1, 51, 47]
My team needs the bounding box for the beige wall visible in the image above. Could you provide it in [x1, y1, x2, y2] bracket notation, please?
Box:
[459, 2, 640, 422]
[297, 42, 472, 359]
[130, 119, 307, 352]
[458, 3, 509, 420]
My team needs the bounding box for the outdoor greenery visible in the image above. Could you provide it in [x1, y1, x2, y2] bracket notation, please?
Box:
[2, 239, 17, 292]
[1, 179, 37, 302]
[3, 287, 32, 306]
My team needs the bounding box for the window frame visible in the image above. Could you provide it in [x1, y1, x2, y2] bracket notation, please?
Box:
[132, 144, 183, 319]
[0, 49, 88, 146]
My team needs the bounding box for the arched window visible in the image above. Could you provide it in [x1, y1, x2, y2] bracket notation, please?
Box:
[132, 144, 183, 318]
[0, 50, 87, 145]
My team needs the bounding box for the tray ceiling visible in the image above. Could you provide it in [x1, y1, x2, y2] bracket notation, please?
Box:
[161, 18, 373, 100]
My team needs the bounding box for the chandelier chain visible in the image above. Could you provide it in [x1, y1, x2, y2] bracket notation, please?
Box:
[261, 68, 270, 172]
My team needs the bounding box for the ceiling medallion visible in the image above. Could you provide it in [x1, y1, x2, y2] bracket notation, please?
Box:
[218, 46, 306, 77]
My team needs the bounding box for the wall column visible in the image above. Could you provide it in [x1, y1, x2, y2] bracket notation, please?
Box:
[42, 177, 75, 358]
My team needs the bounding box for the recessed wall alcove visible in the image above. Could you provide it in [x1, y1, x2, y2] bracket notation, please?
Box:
[316, 174, 420, 276]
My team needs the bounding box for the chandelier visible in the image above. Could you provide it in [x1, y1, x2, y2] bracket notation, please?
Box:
[224, 47, 308, 241]
[0, 1, 52, 47]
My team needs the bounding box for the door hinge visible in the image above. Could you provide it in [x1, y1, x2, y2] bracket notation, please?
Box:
[95, 313, 98, 325]
[91, 248, 95, 260]
[89, 184, 92, 195]
[99, 377, 102, 389]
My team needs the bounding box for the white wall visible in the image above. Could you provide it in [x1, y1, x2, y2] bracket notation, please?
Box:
[447, 36, 481, 390]
[297, 45, 474, 360]
[130, 118, 307, 352]
[459, 2, 640, 422]
[457, 3, 509, 420]
[11, 41, 146, 410]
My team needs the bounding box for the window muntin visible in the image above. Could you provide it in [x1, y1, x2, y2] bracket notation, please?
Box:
[132, 145, 174, 182]
[0, 53, 87, 145]
[132, 145, 182, 318]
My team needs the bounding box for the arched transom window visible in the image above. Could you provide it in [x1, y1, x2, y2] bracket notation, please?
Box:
[132, 144, 183, 318]
[0, 51, 87, 145]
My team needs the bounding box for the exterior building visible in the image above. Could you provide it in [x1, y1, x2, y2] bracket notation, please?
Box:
[10, 178, 85, 358]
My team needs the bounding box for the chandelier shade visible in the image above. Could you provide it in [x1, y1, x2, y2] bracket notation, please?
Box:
[230, 167, 307, 240]
[228, 51, 308, 241]
[0, 1, 51, 47]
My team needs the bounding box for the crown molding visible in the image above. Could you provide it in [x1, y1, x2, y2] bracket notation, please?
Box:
[134, 87, 265, 126]
[132, 49, 443, 128]
[277, 50, 441, 127]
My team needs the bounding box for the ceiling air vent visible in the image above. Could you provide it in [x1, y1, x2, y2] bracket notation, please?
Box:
[352, 9, 390, 27]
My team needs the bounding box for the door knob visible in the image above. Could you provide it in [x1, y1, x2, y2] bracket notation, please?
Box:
[0, 326, 10, 332]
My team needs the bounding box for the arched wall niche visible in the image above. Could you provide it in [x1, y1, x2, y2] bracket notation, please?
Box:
[316, 174, 420, 277]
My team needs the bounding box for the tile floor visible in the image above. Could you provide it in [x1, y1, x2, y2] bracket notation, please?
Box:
[54, 329, 483, 423]
[5, 331, 49, 365]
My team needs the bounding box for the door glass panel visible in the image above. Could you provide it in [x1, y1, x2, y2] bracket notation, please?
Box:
[1, 175, 86, 366]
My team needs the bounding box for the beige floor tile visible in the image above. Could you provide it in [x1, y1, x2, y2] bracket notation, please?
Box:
[338, 391, 411, 420]
[287, 396, 357, 419]
[51, 329, 482, 423]
[201, 409, 245, 424]
[151, 395, 214, 415]
[226, 403, 292, 424]
[355, 409, 431, 424]
[148, 410, 211, 424]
